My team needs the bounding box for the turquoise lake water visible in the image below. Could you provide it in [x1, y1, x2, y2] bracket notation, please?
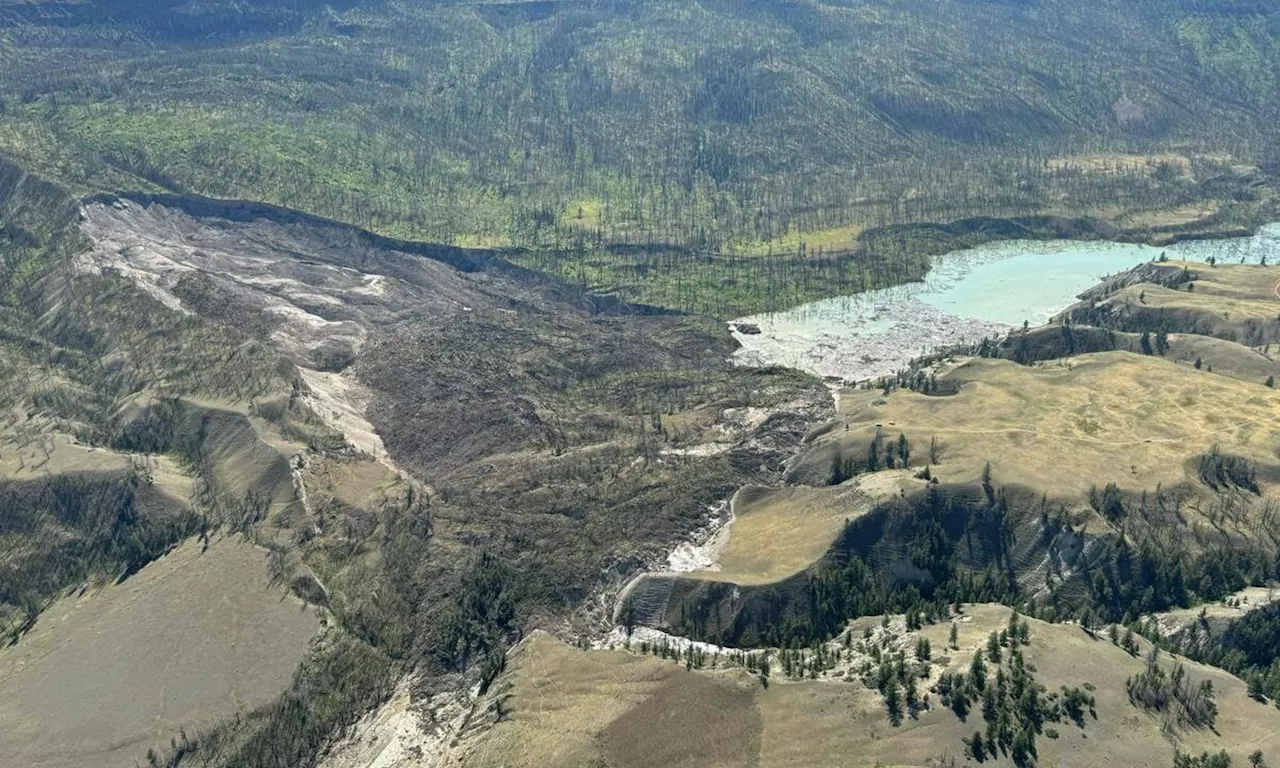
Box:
[731, 224, 1280, 381]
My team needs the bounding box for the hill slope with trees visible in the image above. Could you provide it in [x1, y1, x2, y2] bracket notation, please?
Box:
[2, 0, 1279, 311]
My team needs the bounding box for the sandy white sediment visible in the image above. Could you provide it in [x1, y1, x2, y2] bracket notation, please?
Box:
[298, 368, 396, 469]
[665, 499, 733, 573]
[319, 675, 471, 768]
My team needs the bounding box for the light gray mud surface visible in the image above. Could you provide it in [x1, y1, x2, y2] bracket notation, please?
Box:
[733, 224, 1280, 381]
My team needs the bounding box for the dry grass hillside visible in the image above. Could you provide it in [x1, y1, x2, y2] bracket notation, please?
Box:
[451, 606, 1280, 768]
[798, 352, 1280, 499]
[1071, 261, 1280, 350]
[637, 346, 1280, 622]
[625, 261, 1280, 660]
[448, 633, 760, 768]
[0, 535, 320, 768]
[681, 471, 914, 587]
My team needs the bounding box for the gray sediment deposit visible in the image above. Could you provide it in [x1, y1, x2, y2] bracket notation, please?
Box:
[731, 224, 1280, 382]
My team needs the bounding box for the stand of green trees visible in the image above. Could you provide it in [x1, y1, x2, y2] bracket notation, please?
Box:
[669, 473, 1278, 652]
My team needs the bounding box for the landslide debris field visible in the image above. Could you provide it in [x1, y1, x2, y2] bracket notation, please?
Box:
[0, 168, 830, 767]
[4, 155, 1280, 768]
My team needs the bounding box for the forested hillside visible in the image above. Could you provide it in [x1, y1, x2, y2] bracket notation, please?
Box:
[2, 0, 1279, 311]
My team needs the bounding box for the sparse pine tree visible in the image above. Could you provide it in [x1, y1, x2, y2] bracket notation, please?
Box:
[885, 679, 903, 725]
[982, 685, 998, 725]
[917, 636, 932, 661]
[1011, 724, 1038, 766]
[830, 450, 848, 485]
[1249, 673, 1266, 701]
[970, 652, 988, 690]
[986, 632, 1002, 663]
[905, 676, 920, 714]
[968, 730, 986, 761]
